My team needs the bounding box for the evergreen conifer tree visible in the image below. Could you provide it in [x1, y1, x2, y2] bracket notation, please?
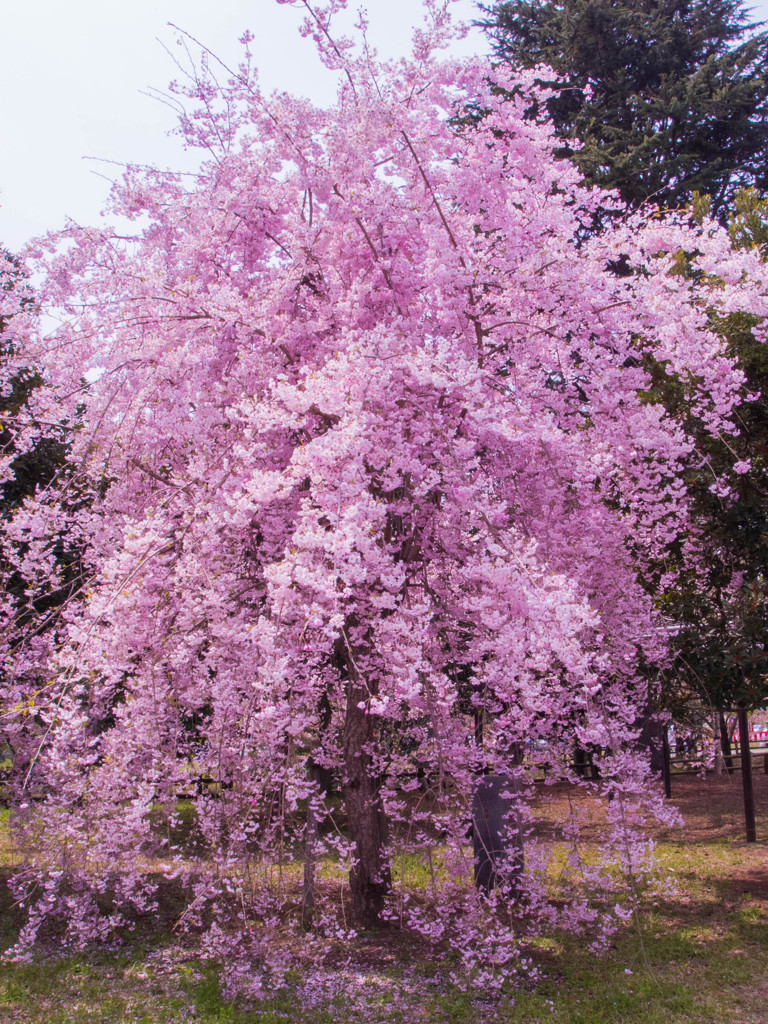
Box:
[481, 0, 768, 217]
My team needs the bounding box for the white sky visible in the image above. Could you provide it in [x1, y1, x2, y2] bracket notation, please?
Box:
[1, 0, 767, 253]
[0, 0, 486, 252]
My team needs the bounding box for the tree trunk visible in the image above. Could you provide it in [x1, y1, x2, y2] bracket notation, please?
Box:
[737, 708, 757, 843]
[339, 640, 391, 930]
[302, 693, 331, 932]
[473, 774, 524, 894]
[720, 712, 734, 774]
[636, 705, 664, 773]
[662, 725, 672, 798]
[713, 713, 723, 776]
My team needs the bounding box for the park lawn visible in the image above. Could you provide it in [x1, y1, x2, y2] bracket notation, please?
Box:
[0, 774, 767, 1023]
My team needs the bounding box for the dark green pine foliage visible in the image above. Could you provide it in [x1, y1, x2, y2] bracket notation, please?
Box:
[481, 0, 768, 218]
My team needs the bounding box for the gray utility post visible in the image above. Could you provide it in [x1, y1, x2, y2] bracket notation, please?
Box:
[472, 774, 524, 893]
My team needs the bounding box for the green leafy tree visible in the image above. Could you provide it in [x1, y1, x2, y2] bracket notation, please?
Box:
[1, 250, 63, 523]
[0, 249, 82, 690]
[661, 191, 768, 716]
[481, 0, 768, 217]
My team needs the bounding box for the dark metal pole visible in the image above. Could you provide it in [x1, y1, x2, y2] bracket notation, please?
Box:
[662, 724, 672, 799]
[738, 708, 757, 843]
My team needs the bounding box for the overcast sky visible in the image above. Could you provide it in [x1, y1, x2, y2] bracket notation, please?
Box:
[2, 0, 767, 253]
[0, 0, 486, 252]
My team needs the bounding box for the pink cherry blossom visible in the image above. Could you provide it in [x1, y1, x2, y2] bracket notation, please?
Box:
[2, 0, 766, 998]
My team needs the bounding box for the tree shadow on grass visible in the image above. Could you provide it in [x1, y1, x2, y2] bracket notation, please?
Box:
[0, 865, 197, 958]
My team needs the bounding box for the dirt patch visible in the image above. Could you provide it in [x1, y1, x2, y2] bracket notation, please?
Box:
[730, 867, 768, 901]
[725, 975, 768, 1024]
[660, 770, 768, 842]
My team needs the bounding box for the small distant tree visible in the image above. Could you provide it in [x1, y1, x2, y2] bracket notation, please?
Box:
[481, 0, 768, 217]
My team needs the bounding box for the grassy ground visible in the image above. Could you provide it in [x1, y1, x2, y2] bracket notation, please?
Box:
[1, 773, 767, 1023]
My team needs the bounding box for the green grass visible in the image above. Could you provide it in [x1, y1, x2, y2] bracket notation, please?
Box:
[1, 786, 767, 1022]
[0, 954, 195, 1023]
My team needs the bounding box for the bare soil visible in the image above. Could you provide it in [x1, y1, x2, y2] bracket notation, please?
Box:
[661, 768, 768, 841]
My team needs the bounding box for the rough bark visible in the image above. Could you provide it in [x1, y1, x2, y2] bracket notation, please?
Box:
[473, 774, 524, 894]
[713, 712, 723, 775]
[719, 712, 734, 773]
[636, 706, 664, 773]
[338, 635, 391, 930]
[738, 708, 757, 843]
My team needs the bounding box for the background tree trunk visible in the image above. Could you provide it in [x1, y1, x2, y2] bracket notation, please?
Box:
[473, 774, 524, 894]
[713, 713, 723, 775]
[636, 705, 664, 773]
[302, 693, 332, 932]
[737, 708, 757, 842]
[720, 712, 734, 774]
[662, 725, 672, 798]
